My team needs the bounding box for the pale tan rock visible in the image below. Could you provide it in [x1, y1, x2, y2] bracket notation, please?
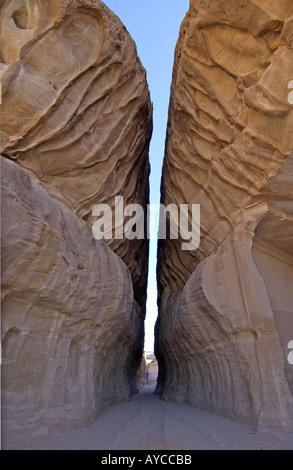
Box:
[1, 0, 151, 429]
[1, 158, 142, 428]
[157, 0, 293, 429]
[0, 0, 152, 307]
[135, 356, 147, 391]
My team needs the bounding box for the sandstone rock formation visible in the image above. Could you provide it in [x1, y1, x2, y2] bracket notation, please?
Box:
[0, 0, 152, 308]
[1, 158, 142, 428]
[1, 0, 152, 429]
[156, 0, 293, 429]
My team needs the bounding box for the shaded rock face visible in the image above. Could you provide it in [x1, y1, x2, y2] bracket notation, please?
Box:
[1, 159, 141, 428]
[157, 0, 293, 429]
[1, 0, 152, 428]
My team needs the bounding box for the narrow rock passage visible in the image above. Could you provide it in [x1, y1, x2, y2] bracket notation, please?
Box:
[3, 367, 293, 450]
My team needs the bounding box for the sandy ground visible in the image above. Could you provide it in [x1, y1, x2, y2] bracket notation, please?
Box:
[2, 366, 293, 450]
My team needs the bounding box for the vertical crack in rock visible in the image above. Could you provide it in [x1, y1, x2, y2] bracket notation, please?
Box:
[156, 0, 293, 430]
[1, 0, 152, 429]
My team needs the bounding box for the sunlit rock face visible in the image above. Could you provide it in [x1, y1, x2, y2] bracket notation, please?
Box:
[0, 0, 152, 308]
[156, 0, 293, 429]
[1, 0, 152, 428]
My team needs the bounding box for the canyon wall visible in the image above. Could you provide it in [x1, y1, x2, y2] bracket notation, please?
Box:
[156, 0, 293, 429]
[1, 0, 152, 429]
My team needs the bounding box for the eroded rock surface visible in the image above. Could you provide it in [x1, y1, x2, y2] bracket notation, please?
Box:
[0, 0, 152, 307]
[1, 0, 151, 429]
[157, 0, 293, 429]
[1, 159, 141, 428]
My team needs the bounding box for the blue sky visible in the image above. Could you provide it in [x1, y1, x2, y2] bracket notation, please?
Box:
[103, 0, 190, 351]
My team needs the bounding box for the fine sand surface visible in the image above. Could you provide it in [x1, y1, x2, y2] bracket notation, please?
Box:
[2, 366, 293, 450]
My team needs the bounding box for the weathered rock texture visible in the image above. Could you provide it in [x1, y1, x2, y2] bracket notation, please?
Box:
[0, 0, 152, 307]
[157, 0, 293, 429]
[1, 0, 152, 429]
[1, 159, 142, 428]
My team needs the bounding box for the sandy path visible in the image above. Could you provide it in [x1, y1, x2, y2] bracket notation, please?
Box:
[2, 369, 293, 450]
